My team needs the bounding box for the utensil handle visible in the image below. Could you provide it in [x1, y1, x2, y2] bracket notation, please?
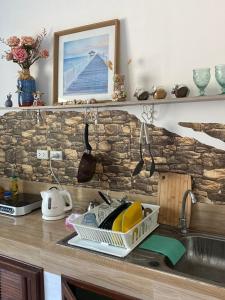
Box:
[61, 190, 73, 212]
[147, 144, 155, 177]
[98, 191, 111, 205]
[144, 124, 155, 177]
[140, 143, 143, 160]
[139, 122, 144, 144]
[84, 123, 92, 151]
[144, 123, 150, 144]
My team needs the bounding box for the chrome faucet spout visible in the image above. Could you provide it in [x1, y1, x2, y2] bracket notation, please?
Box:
[179, 190, 197, 234]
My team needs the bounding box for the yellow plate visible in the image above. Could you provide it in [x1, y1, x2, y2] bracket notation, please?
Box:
[112, 210, 126, 232]
[122, 202, 143, 233]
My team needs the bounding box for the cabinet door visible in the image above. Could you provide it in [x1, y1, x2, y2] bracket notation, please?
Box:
[62, 277, 77, 300]
[0, 255, 44, 300]
[62, 275, 139, 300]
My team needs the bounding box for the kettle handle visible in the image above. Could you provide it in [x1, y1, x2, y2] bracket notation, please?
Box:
[60, 190, 73, 212]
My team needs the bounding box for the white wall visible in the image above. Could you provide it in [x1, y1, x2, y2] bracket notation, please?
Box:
[44, 272, 61, 300]
[1, 0, 225, 148]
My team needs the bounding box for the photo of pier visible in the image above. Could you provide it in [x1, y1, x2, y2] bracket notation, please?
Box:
[63, 34, 109, 95]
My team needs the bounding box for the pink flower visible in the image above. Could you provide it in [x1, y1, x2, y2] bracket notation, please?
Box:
[7, 36, 20, 47]
[21, 36, 35, 47]
[1, 29, 48, 68]
[39, 49, 49, 58]
[12, 47, 28, 63]
[5, 52, 13, 61]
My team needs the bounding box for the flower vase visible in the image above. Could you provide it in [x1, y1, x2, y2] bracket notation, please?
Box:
[17, 69, 36, 106]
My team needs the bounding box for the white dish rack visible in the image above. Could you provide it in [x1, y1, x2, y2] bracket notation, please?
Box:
[68, 203, 160, 257]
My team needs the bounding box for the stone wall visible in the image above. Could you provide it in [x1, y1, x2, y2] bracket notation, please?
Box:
[0, 110, 225, 204]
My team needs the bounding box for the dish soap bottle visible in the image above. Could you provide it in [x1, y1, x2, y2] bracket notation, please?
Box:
[10, 175, 18, 196]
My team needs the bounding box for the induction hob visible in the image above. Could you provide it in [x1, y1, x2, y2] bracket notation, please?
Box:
[0, 193, 42, 216]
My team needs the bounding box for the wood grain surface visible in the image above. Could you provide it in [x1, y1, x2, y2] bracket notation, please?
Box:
[0, 178, 224, 298]
[0, 213, 222, 299]
[13, 94, 225, 110]
[158, 173, 192, 227]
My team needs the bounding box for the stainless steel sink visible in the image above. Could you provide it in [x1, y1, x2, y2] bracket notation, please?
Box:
[125, 227, 225, 286]
[58, 225, 225, 286]
[167, 234, 225, 284]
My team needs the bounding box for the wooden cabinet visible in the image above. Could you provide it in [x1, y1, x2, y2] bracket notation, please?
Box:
[0, 255, 44, 300]
[62, 275, 138, 300]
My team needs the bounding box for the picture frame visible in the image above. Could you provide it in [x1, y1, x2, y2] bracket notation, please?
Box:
[53, 19, 120, 104]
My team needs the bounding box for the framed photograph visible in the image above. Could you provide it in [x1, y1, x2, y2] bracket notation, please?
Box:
[53, 19, 120, 104]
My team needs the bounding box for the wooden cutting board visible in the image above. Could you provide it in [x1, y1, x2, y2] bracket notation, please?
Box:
[158, 172, 192, 227]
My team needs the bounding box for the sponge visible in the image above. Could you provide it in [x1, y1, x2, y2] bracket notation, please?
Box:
[139, 234, 186, 265]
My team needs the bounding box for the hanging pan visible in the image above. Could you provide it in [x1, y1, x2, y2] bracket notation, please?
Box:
[77, 123, 96, 183]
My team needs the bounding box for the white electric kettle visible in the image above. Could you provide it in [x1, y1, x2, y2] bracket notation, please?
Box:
[40, 187, 73, 220]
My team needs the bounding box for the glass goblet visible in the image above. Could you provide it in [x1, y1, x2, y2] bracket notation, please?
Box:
[215, 64, 225, 94]
[193, 68, 211, 96]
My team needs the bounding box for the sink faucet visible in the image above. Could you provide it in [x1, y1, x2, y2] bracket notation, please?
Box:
[179, 190, 197, 234]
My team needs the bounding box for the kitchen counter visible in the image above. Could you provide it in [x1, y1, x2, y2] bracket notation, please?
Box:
[0, 210, 224, 300]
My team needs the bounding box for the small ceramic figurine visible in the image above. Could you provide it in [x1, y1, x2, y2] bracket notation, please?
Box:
[171, 84, 190, 98]
[5, 93, 13, 107]
[151, 86, 167, 99]
[112, 74, 127, 101]
[134, 88, 150, 100]
[32, 91, 45, 106]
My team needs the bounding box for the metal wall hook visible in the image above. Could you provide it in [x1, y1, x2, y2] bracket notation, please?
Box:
[84, 107, 99, 124]
[141, 112, 148, 123]
[36, 110, 41, 125]
[22, 110, 27, 119]
[149, 104, 155, 125]
[84, 108, 88, 123]
[23, 109, 33, 119]
[93, 108, 99, 125]
[36, 109, 45, 125]
[32, 110, 38, 121]
[93, 108, 99, 143]
[141, 105, 148, 123]
[141, 105, 155, 124]
[84, 107, 92, 123]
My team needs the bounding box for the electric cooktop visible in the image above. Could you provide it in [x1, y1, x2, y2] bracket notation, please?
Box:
[0, 193, 42, 216]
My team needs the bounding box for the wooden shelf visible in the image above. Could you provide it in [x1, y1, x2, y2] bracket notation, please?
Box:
[0, 107, 21, 110]
[1, 94, 225, 111]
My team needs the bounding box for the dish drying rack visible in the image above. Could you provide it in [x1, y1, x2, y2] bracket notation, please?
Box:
[68, 202, 160, 257]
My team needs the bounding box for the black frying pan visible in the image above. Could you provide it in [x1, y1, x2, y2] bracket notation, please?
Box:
[77, 123, 96, 183]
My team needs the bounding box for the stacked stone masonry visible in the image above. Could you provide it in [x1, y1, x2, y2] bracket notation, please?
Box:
[0, 111, 225, 204]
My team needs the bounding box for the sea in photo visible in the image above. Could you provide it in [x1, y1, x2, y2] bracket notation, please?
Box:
[63, 34, 109, 95]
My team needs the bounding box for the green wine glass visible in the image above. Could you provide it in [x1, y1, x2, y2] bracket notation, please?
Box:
[215, 64, 225, 94]
[193, 68, 211, 96]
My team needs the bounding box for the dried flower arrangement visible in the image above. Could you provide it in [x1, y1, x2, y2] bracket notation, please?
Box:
[0, 29, 49, 80]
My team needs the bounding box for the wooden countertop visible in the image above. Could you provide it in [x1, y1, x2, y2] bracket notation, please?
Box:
[0, 210, 224, 299]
